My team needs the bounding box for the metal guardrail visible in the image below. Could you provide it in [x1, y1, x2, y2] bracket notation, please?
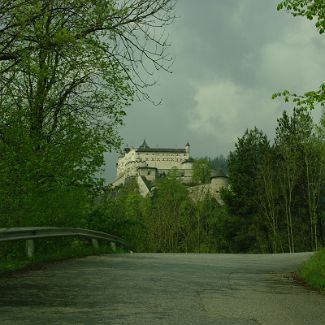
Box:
[0, 227, 130, 257]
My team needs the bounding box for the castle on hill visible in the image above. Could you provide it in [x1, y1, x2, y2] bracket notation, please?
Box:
[113, 140, 194, 189]
[112, 140, 229, 202]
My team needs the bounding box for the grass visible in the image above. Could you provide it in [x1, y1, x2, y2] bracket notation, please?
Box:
[0, 239, 127, 276]
[297, 248, 325, 294]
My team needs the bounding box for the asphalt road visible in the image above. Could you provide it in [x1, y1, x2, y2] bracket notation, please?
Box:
[0, 253, 324, 324]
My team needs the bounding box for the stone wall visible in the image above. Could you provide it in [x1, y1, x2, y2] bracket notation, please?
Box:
[188, 177, 229, 203]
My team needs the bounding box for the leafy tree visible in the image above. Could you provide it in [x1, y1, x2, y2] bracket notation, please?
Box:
[192, 159, 211, 184]
[256, 146, 283, 253]
[201, 155, 228, 175]
[301, 126, 324, 250]
[0, 0, 175, 161]
[87, 179, 148, 251]
[274, 0, 324, 109]
[150, 170, 190, 252]
[274, 108, 324, 252]
[274, 110, 301, 252]
[316, 110, 325, 245]
[192, 195, 228, 252]
[0, 0, 175, 227]
[221, 127, 271, 252]
[277, 0, 325, 34]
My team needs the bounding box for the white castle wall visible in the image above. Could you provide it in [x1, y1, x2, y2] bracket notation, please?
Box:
[115, 143, 191, 183]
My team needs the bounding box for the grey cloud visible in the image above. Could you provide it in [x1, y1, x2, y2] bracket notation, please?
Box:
[102, 0, 325, 183]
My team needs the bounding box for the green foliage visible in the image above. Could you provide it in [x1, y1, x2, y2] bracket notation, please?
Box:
[273, 84, 325, 110]
[0, 0, 175, 232]
[200, 155, 228, 175]
[87, 174, 232, 253]
[0, 125, 94, 227]
[277, 0, 325, 34]
[86, 109, 323, 254]
[192, 159, 211, 184]
[86, 179, 148, 251]
[275, 108, 324, 252]
[297, 248, 325, 293]
[149, 171, 191, 252]
[84, 109, 324, 254]
[274, 1, 324, 109]
[222, 128, 270, 244]
[221, 110, 324, 253]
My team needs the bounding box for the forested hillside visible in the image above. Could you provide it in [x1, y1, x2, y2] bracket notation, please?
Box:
[87, 109, 325, 253]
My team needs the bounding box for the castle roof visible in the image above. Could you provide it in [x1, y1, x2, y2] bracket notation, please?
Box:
[138, 139, 150, 150]
[136, 140, 186, 153]
[137, 148, 186, 153]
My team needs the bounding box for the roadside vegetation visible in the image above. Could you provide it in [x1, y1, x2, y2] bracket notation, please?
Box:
[0, 1, 175, 269]
[297, 248, 325, 294]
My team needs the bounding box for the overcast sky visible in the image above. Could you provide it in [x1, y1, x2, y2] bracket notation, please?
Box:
[102, 0, 325, 183]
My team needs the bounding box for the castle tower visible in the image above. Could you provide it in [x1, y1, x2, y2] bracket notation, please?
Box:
[185, 142, 190, 156]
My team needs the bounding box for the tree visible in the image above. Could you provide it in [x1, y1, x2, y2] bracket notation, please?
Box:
[0, 1, 175, 90]
[0, 0, 175, 227]
[277, 0, 325, 34]
[192, 159, 211, 184]
[275, 108, 324, 252]
[150, 170, 190, 252]
[274, 0, 325, 109]
[222, 128, 271, 252]
[301, 127, 323, 250]
[86, 179, 149, 251]
[316, 110, 325, 246]
[256, 146, 283, 253]
[0, 0, 175, 150]
[201, 155, 228, 175]
[274, 111, 301, 252]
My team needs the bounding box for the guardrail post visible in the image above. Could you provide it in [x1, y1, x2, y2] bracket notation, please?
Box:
[91, 239, 99, 249]
[110, 242, 116, 252]
[26, 239, 34, 258]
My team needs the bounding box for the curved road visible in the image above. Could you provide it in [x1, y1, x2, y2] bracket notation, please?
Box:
[0, 253, 324, 324]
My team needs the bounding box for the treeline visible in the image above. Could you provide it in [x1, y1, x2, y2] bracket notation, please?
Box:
[222, 108, 325, 253]
[89, 108, 325, 253]
[1, 108, 323, 254]
[201, 155, 228, 175]
[89, 173, 230, 253]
